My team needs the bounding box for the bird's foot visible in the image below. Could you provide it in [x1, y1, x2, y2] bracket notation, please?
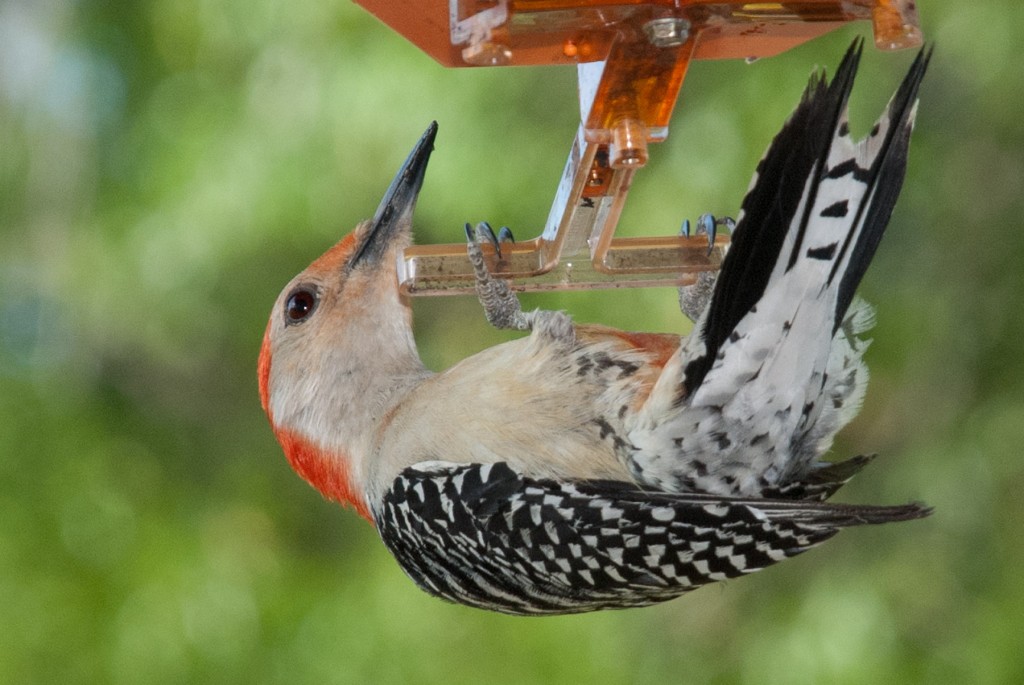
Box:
[465, 222, 532, 331]
[679, 214, 734, 321]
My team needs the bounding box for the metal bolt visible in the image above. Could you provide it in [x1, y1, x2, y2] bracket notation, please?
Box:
[643, 17, 691, 48]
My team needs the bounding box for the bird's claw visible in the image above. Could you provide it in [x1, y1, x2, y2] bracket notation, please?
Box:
[682, 214, 735, 255]
[496, 226, 515, 255]
[470, 221, 515, 260]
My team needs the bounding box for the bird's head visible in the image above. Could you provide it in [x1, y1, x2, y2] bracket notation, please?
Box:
[258, 123, 437, 519]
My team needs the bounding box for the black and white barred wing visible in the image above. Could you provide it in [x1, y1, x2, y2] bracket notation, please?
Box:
[374, 461, 928, 615]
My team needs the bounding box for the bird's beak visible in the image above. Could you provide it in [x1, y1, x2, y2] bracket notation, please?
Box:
[350, 122, 437, 268]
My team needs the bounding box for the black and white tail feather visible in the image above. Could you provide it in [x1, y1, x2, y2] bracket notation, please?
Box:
[629, 38, 932, 497]
[374, 40, 932, 615]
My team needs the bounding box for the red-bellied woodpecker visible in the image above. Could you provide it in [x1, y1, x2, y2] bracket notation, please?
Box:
[258, 40, 931, 615]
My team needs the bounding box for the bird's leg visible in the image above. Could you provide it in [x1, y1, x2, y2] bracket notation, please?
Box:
[465, 223, 576, 342]
[465, 222, 533, 331]
[678, 214, 734, 321]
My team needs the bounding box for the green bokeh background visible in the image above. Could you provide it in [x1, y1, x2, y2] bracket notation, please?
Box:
[2, 1, 1021, 683]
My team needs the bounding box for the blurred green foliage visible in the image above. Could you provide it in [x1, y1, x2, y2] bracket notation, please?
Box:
[2, 1, 1023, 683]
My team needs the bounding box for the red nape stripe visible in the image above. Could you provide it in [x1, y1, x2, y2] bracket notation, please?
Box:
[257, 321, 273, 413]
[274, 428, 373, 523]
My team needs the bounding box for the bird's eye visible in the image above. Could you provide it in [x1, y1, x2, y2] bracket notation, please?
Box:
[284, 287, 319, 325]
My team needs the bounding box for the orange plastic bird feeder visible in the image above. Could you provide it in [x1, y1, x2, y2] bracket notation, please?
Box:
[354, 1, 923, 295]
